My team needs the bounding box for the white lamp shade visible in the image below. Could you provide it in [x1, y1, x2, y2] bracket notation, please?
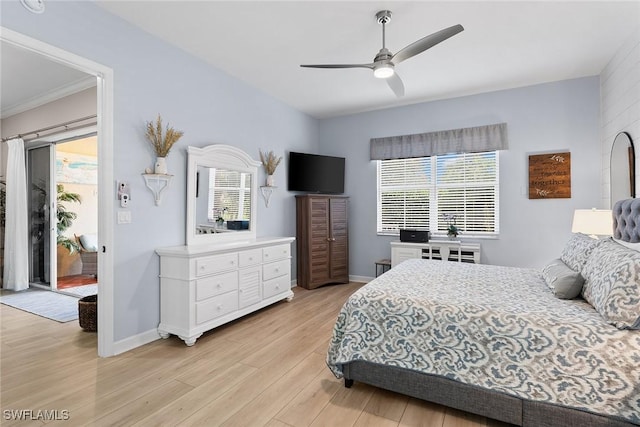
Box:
[571, 209, 612, 236]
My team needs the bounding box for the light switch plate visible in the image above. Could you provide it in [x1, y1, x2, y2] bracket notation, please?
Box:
[117, 210, 132, 224]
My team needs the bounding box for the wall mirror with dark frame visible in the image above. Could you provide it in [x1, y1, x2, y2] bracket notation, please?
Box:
[610, 131, 636, 206]
[186, 144, 259, 246]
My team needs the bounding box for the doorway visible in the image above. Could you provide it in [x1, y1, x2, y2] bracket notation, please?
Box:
[1, 27, 115, 356]
[26, 135, 99, 294]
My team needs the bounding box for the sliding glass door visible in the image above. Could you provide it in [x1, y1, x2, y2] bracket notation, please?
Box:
[27, 143, 57, 289]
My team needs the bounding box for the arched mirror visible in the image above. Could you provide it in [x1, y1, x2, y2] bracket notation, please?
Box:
[610, 131, 635, 206]
[186, 144, 259, 245]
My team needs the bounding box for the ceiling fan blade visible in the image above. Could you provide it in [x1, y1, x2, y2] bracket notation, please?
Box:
[387, 72, 405, 97]
[300, 63, 374, 70]
[392, 24, 464, 64]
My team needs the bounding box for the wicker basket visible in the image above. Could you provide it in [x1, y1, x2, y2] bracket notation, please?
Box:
[78, 295, 97, 332]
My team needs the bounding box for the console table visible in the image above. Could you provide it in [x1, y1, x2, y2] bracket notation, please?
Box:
[156, 237, 294, 346]
[391, 240, 481, 267]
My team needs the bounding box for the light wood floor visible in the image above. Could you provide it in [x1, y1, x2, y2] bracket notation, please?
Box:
[1, 282, 514, 427]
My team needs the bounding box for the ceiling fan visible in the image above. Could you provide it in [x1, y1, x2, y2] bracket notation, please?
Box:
[300, 10, 464, 97]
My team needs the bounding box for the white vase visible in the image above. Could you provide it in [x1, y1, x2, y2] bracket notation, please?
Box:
[155, 157, 168, 174]
[266, 174, 275, 187]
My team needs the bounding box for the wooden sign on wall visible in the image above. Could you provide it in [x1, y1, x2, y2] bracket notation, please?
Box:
[528, 152, 571, 199]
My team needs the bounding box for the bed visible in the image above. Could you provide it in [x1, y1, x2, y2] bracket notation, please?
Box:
[327, 198, 640, 427]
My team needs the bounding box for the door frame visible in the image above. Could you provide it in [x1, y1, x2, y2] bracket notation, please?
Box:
[1, 27, 116, 357]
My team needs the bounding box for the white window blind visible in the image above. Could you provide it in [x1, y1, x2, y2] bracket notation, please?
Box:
[207, 169, 251, 221]
[377, 152, 499, 235]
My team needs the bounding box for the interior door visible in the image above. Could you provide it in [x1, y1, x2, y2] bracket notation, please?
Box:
[26, 143, 57, 289]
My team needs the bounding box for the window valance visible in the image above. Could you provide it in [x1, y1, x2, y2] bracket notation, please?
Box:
[370, 122, 508, 160]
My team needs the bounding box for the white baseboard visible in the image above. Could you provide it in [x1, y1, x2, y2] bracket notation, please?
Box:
[112, 328, 160, 355]
[349, 275, 373, 283]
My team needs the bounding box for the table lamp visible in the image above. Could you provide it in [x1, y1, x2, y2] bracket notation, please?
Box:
[571, 209, 613, 238]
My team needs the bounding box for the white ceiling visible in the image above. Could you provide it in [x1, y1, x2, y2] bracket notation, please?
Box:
[3, 1, 639, 120]
[95, 1, 640, 118]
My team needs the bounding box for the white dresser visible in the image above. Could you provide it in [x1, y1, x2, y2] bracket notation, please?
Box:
[156, 237, 294, 346]
[391, 240, 481, 267]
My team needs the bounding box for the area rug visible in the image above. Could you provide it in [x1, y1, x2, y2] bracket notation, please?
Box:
[0, 289, 79, 322]
[60, 284, 97, 298]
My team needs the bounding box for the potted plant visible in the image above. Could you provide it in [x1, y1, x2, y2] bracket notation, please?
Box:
[56, 184, 82, 253]
[145, 114, 184, 174]
[259, 149, 282, 187]
[444, 213, 460, 239]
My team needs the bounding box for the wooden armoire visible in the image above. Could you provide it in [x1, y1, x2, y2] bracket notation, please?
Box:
[295, 195, 349, 289]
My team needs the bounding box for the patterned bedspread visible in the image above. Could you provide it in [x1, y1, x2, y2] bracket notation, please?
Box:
[327, 259, 640, 424]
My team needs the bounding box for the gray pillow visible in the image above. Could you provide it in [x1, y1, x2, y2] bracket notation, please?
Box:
[542, 259, 585, 299]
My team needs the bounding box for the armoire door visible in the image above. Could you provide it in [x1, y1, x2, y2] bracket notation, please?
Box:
[308, 196, 331, 287]
[328, 197, 348, 283]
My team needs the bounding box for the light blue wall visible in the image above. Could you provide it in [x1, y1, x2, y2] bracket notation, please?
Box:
[1, 1, 318, 341]
[1, 1, 602, 342]
[318, 77, 601, 274]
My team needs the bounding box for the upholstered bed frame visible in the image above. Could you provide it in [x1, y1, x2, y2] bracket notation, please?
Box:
[340, 198, 640, 427]
[613, 198, 640, 243]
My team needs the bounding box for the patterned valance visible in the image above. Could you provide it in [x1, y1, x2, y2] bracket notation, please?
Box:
[370, 122, 508, 160]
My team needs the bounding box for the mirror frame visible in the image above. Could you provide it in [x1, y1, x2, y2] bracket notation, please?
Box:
[610, 131, 636, 206]
[186, 144, 259, 246]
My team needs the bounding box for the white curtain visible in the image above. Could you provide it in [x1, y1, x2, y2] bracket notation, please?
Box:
[4, 138, 29, 291]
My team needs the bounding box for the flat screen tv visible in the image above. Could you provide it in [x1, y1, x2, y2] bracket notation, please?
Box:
[288, 152, 345, 194]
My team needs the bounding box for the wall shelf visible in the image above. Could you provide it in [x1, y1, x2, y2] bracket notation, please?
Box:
[142, 173, 172, 206]
[260, 186, 276, 207]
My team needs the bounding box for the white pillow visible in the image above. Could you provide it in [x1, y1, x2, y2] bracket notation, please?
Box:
[613, 238, 640, 252]
[79, 234, 98, 252]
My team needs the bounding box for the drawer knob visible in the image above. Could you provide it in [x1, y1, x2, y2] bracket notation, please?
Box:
[217, 304, 222, 311]
[216, 284, 221, 289]
[275, 268, 279, 273]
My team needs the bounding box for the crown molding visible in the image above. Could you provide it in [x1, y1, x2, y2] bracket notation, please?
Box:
[1, 76, 96, 119]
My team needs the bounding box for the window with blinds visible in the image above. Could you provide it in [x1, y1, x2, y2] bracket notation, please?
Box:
[377, 152, 499, 236]
[207, 169, 251, 221]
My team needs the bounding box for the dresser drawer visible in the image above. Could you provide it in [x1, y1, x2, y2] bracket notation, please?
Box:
[263, 274, 290, 299]
[263, 259, 289, 281]
[195, 253, 238, 277]
[196, 291, 238, 324]
[262, 244, 290, 262]
[195, 271, 238, 302]
[239, 248, 262, 267]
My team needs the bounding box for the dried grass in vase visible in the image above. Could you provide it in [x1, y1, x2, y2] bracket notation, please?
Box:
[259, 150, 282, 175]
[145, 114, 184, 157]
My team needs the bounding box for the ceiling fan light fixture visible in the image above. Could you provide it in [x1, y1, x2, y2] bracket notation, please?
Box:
[373, 64, 394, 79]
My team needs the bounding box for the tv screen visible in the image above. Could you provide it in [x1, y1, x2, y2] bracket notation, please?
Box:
[288, 152, 345, 194]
